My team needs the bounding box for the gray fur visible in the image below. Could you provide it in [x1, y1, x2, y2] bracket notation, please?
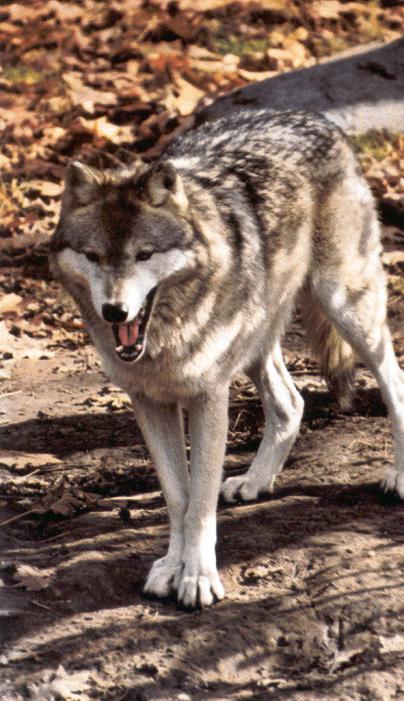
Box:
[50, 109, 404, 608]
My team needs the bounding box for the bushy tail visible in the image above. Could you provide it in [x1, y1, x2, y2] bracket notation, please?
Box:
[300, 286, 356, 411]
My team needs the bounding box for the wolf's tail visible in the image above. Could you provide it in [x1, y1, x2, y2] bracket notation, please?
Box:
[300, 286, 356, 411]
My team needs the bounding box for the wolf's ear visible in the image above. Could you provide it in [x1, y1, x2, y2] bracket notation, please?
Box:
[146, 162, 188, 213]
[64, 161, 102, 206]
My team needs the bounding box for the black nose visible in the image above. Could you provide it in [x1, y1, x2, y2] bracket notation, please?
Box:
[102, 302, 128, 323]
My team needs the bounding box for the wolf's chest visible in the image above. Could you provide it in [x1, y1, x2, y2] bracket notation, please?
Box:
[98, 341, 207, 403]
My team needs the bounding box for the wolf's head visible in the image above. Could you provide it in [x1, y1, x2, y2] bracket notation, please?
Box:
[50, 160, 197, 362]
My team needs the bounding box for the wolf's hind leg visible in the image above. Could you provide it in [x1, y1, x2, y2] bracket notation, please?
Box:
[131, 398, 189, 598]
[312, 270, 404, 498]
[300, 286, 356, 411]
[222, 343, 304, 503]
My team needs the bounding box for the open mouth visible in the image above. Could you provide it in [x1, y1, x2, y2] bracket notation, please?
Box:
[112, 288, 157, 363]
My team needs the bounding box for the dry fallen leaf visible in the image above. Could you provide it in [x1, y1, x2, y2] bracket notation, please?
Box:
[312, 0, 342, 20]
[63, 72, 117, 114]
[266, 45, 307, 70]
[0, 293, 23, 315]
[0, 451, 62, 472]
[33, 478, 99, 517]
[47, 0, 83, 22]
[0, 321, 49, 360]
[163, 73, 205, 116]
[179, 0, 294, 12]
[79, 116, 134, 145]
[238, 68, 278, 81]
[27, 180, 62, 198]
[26, 665, 94, 701]
[12, 563, 52, 591]
[282, 40, 307, 68]
[382, 250, 404, 266]
[40, 125, 67, 146]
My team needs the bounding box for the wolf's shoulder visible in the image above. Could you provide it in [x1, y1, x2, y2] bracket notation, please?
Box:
[165, 109, 345, 163]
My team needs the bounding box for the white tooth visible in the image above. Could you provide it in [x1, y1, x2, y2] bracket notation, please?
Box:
[135, 344, 142, 351]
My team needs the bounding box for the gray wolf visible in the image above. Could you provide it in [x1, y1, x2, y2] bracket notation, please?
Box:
[50, 109, 404, 609]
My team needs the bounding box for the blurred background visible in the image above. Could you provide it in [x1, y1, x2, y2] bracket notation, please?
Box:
[0, 0, 403, 246]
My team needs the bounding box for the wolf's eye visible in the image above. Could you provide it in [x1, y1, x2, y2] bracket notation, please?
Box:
[136, 250, 154, 262]
[84, 251, 100, 263]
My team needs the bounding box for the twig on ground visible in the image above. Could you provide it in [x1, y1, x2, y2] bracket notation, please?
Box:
[0, 509, 36, 528]
[31, 599, 53, 611]
[38, 529, 76, 543]
[0, 391, 22, 399]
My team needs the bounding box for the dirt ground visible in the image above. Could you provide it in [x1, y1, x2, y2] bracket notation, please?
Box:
[0, 225, 403, 701]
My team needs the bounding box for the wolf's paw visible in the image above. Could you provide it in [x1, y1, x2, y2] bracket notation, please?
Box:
[381, 467, 404, 499]
[143, 555, 182, 599]
[221, 475, 271, 503]
[177, 568, 225, 609]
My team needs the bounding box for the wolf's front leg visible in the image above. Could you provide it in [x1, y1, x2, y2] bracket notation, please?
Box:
[177, 387, 229, 608]
[131, 397, 189, 599]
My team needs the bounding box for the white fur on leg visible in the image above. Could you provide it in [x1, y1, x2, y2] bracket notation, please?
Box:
[372, 341, 404, 500]
[176, 525, 225, 608]
[221, 473, 276, 503]
[381, 467, 404, 499]
[176, 390, 229, 608]
[312, 273, 404, 502]
[144, 554, 183, 598]
[177, 570, 225, 609]
[131, 398, 190, 598]
[222, 345, 303, 504]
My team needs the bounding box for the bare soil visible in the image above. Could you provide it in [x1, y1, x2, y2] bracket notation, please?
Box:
[0, 230, 403, 701]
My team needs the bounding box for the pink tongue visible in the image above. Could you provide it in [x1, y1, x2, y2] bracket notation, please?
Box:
[118, 319, 139, 347]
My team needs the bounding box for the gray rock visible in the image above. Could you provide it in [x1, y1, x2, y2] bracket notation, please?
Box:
[199, 39, 404, 134]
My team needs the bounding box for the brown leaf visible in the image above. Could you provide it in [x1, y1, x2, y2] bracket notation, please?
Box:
[0, 451, 62, 472]
[382, 250, 404, 266]
[41, 125, 66, 146]
[27, 180, 62, 198]
[283, 40, 307, 68]
[7, 4, 39, 22]
[238, 68, 278, 81]
[34, 479, 99, 517]
[12, 563, 52, 592]
[28, 666, 93, 699]
[163, 74, 204, 116]
[63, 72, 116, 114]
[78, 116, 134, 145]
[0, 293, 23, 314]
[192, 51, 240, 76]
[163, 14, 198, 41]
[0, 152, 12, 170]
[188, 45, 221, 61]
[179, 0, 286, 10]
[44, 95, 71, 114]
[47, 0, 83, 21]
[266, 47, 293, 70]
[0, 321, 50, 361]
[311, 0, 342, 20]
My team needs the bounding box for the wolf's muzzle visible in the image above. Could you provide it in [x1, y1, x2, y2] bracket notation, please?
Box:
[112, 286, 158, 363]
[102, 302, 129, 323]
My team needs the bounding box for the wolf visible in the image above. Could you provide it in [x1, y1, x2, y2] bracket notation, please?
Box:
[50, 109, 404, 609]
